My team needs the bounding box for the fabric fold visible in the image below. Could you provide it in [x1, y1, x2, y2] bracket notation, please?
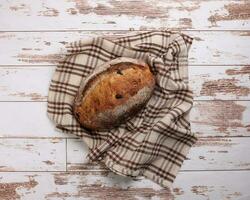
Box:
[47, 31, 197, 188]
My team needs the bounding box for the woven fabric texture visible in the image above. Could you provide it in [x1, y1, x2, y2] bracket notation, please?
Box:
[47, 31, 198, 188]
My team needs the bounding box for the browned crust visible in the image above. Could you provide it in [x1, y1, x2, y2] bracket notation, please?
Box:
[73, 58, 155, 131]
[80, 62, 147, 100]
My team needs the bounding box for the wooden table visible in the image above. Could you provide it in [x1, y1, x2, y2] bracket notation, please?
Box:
[0, 1, 249, 199]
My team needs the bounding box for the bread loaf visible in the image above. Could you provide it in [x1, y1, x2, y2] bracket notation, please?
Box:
[73, 57, 155, 131]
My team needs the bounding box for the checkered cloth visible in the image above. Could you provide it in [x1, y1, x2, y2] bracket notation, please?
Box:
[47, 31, 198, 188]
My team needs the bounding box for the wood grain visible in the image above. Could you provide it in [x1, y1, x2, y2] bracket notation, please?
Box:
[191, 101, 250, 136]
[0, 101, 249, 138]
[0, 31, 250, 65]
[0, 67, 52, 101]
[0, 137, 249, 172]
[0, 65, 249, 101]
[0, 171, 249, 200]
[0, 0, 249, 31]
[190, 65, 250, 100]
[0, 0, 249, 198]
[0, 138, 66, 171]
[0, 138, 250, 172]
[67, 137, 250, 171]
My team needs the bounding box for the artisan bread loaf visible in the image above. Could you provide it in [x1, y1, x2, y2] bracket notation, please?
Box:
[73, 57, 155, 131]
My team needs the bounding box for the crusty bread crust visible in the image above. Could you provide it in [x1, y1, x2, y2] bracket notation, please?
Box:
[74, 57, 155, 131]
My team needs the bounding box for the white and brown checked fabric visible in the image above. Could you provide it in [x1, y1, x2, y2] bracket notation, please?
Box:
[47, 31, 198, 188]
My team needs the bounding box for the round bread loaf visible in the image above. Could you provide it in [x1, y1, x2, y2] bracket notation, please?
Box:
[73, 57, 155, 131]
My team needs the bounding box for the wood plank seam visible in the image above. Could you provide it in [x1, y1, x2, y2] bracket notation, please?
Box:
[65, 138, 68, 172]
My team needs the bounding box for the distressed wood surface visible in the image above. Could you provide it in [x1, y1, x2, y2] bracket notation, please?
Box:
[0, 171, 249, 200]
[190, 65, 250, 100]
[1, 65, 250, 101]
[0, 31, 250, 65]
[192, 101, 250, 136]
[0, 138, 66, 171]
[0, 67, 51, 102]
[0, 137, 249, 172]
[0, 0, 250, 198]
[0, 102, 73, 138]
[0, 0, 250, 31]
[67, 137, 250, 171]
[0, 101, 249, 138]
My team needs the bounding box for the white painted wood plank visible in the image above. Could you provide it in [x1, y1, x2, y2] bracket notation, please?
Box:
[0, 138, 66, 171]
[184, 137, 250, 170]
[0, 0, 249, 31]
[0, 65, 249, 101]
[0, 31, 249, 65]
[191, 101, 250, 137]
[0, 171, 249, 199]
[67, 138, 106, 171]
[0, 101, 249, 138]
[173, 171, 250, 200]
[0, 67, 52, 101]
[189, 31, 250, 65]
[190, 65, 250, 100]
[67, 137, 250, 171]
[0, 102, 75, 138]
[0, 134, 248, 173]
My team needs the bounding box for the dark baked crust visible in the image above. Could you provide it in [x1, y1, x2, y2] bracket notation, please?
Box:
[73, 57, 155, 131]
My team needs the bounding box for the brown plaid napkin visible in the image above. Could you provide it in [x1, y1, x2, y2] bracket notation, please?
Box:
[47, 31, 198, 188]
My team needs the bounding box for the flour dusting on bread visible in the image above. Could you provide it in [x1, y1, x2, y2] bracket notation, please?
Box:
[74, 57, 155, 131]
